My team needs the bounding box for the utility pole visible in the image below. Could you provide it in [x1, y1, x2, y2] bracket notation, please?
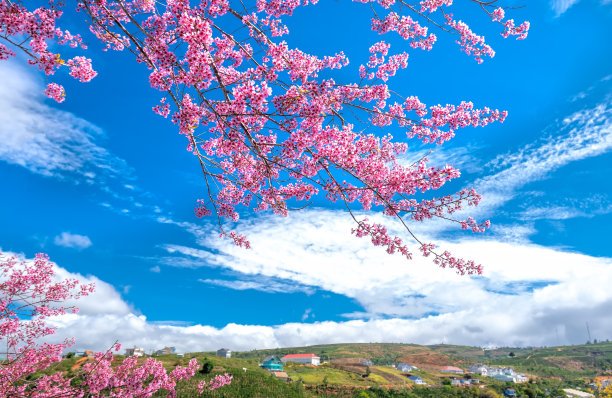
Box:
[586, 322, 592, 344]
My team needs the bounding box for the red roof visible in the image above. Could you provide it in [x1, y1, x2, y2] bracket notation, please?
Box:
[282, 353, 319, 359]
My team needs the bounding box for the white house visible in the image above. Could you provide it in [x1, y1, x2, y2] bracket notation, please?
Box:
[216, 348, 231, 358]
[281, 353, 320, 366]
[468, 364, 488, 376]
[408, 376, 426, 385]
[562, 389, 595, 398]
[397, 363, 416, 372]
[125, 347, 145, 357]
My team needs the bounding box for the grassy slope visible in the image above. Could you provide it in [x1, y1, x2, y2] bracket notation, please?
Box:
[231, 341, 612, 379]
[44, 342, 612, 397]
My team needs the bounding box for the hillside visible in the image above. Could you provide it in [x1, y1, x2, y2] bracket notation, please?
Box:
[230, 341, 612, 378]
[45, 342, 612, 397]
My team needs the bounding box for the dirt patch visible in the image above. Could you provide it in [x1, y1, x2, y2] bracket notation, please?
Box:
[543, 356, 589, 372]
[71, 357, 90, 370]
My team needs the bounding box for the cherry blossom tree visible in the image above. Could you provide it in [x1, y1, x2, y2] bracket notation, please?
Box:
[0, 0, 529, 274]
[0, 252, 231, 397]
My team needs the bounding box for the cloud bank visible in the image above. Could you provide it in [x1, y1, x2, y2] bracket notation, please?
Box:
[0, 63, 131, 185]
[16, 205, 607, 353]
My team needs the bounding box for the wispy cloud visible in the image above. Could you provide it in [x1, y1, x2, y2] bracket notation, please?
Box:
[550, 0, 580, 15]
[301, 308, 313, 321]
[551, 0, 612, 16]
[199, 276, 316, 295]
[465, 93, 612, 225]
[54, 232, 92, 249]
[518, 198, 612, 221]
[0, 62, 132, 185]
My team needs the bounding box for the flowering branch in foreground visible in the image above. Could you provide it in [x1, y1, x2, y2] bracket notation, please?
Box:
[0, 0, 530, 274]
[0, 253, 229, 397]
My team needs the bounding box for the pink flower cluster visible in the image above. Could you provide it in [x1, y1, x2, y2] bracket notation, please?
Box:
[352, 219, 412, 258]
[361, 41, 409, 82]
[371, 13, 437, 51]
[0, 253, 229, 396]
[419, 0, 453, 13]
[43, 82, 66, 103]
[0, 1, 96, 101]
[445, 14, 495, 63]
[198, 373, 233, 392]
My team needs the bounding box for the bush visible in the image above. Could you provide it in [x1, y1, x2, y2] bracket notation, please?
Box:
[200, 360, 214, 375]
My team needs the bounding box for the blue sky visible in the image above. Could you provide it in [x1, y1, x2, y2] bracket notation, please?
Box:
[1, 0, 612, 352]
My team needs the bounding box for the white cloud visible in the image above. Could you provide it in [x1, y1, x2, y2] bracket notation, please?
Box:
[552, 0, 612, 16]
[5, 242, 611, 353]
[461, 95, 612, 225]
[199, 276, 315, 295]
[53, 232, 93, 249]
[0, 62, 132, 185]
[145, 209, 612, 348]
[483, 100, 612, 194]
[301, 308, 313, 321]
[551, 0, 580, 15]
[150, 265, 161, 273]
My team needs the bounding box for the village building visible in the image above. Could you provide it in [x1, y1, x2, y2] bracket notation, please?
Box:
[468, 364, 488, 375]
[281, 353, 320, 366]
[408, 376, 426, 385]
[441, 366, 464, 374]
[504, 388, 517, 397]
[397, 362, 416, 372]
[562, 389, 594, 398]
[216, 348, 231, 358]
[261, 356, 283, 371]
[153, 347, 175, 356]
[125, 347, 145, 357]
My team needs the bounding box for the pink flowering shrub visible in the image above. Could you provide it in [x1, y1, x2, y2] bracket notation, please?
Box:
[0, 1, 530, 275]
[0, 253, 229, 397]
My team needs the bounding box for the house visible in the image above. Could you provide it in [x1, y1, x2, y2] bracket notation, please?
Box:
[468, 364, 488, 376]
[562, 389, 594, 398]
[491, 373, 528, 383]
[153, 347, 176, 356]
[450, 378, 461, 386]
[491, 374, 515, 382]
[408, 376, 425, 385]
[125, 347, 145, 357]
[281, 353, 320, 366]
[261, 355, 283, 371]
[359, 359, 373, 366]
[397, 362, 415, 372]
[514, 374, 528, 383]
[216, 348, 231, 358]
[503, 388, 517, 397]
[441, 366, 464, 374]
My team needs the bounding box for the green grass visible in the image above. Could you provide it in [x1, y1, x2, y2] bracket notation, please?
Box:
[20, 341, 612, 396]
